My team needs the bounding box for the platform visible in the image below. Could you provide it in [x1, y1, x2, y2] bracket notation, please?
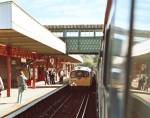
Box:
[0, 81, 64, 118]
[130, 89, 150, 104]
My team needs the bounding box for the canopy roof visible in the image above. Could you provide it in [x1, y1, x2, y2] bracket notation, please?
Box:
[132, 40, 150, 61]
[0, 1, 82, 63]
[0, 1, 66, 54]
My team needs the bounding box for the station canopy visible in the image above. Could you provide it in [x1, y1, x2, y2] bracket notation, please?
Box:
[0, 1, 82, 63]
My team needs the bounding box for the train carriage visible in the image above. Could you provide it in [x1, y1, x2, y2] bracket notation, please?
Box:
[69, 66, 92, 87]
[97, 0, 150, 118]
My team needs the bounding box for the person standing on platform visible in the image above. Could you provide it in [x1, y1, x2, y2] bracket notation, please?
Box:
[51, 69, 55, 84]
[17, 69, 27, 103]
[49, 70, 52, 84]
[59, 70, 64, 84]
[0, 76, 4, 97]
[44, 69, 50, 85]
[138, 64, 147, 90]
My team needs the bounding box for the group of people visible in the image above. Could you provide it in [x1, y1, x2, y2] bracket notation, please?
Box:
[138, 64, 150, 91]
[0, 68, 65, 104]
[44, 69, 64, 85]
[138, 75, 150, 91]
[44, 69, 56, 85]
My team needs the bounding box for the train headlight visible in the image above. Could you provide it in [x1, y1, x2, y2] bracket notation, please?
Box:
[71, 82, 77, 86]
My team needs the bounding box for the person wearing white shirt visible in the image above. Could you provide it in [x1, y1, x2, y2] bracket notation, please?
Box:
[0, 76, 4, 97]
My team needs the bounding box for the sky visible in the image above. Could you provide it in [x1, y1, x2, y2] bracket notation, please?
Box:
[114, 0, 150, 30]
[15, 0, 107, 25]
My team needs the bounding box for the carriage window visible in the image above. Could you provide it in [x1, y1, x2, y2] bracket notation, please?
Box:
[127, 0, 150, 118]
[105, 1, 132, 118]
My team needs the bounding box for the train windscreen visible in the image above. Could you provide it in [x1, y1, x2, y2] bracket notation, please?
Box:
[70, 70, 89, 78]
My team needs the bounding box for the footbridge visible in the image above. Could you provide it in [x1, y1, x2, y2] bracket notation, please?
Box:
[45, 24, 103, 54]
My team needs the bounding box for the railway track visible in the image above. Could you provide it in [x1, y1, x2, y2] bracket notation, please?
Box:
[38, 89, 96, 118]
[47, 92, 90, 118]
[10, 85, 96, 118]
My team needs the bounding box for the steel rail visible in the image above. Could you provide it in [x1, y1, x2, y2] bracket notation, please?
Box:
[81, 94, 90, 118]
[49, 94, 72, 118]
[39, 93, 71, 118]
[75, 93, 88, 118]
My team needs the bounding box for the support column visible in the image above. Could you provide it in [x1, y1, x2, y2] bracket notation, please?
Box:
[55, 58, 58, 81]
[66, 64, 69, 78]
[46, 56, 49, 70]
[6, 47, 11, 97]
[32, 60, 36, 88]
[71, 64, 74, 71]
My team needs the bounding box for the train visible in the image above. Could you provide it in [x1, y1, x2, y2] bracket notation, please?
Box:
[69, 66, 93, 87]
[97, 0, 150, 118]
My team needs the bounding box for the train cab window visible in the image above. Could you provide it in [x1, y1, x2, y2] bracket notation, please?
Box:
[127, 1, 150, 118]
[76, 71, 83, 77]
[83, 71, 89, 77]
[70, 71, 76, 78]
[70, 70, 90, 78]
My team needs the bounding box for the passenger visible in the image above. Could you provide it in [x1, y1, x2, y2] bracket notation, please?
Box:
[143, 75, 150, 91]
[59, 70, 64, 84]
[44, 69, 50, 85]
[49, 70, 52, 84]
[91, 71, 96, 89]
[92, 71, 96, 80]
[138, 64, 147, 90]
[17, 69, 27, 103]
[0, 76, 4, 97]
[50, 70, 55, 84]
